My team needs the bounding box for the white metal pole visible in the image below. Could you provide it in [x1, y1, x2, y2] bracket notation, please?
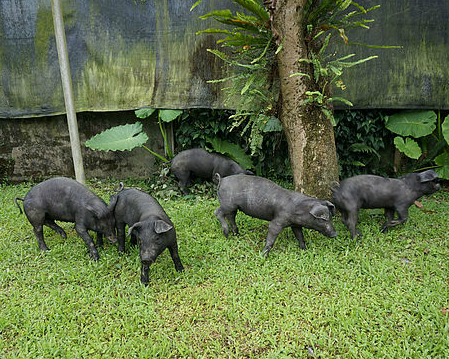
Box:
[51, 0, 85, 184]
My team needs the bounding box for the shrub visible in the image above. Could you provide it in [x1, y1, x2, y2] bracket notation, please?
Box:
[334, 109, 393, 179]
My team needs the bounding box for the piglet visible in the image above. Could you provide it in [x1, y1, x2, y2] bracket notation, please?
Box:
[170, 148, 253, 194]
[330, 170, 440, 239]
[14, 177, 117, 260]
[214, 174, 337, 256]
[111, 184, 184, 284]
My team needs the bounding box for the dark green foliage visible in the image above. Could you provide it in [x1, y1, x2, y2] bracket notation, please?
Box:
[385, 110, 449, 178]
[176, 108, 399, 180]
[334, 110, 393, 179]
[175, 109, 291, 179]
[175, 109, 238, 150]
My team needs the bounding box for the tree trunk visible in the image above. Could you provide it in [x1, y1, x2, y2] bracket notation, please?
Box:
[271, 0, 338, 199]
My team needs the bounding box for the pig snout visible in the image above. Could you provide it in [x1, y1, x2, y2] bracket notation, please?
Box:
[321, 223, 338, 238]
[140, 251, 157, 265]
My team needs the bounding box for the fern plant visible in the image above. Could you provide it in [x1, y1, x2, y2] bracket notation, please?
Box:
[193, 0, 279, 155]
[334, 109, 391, 178]
[193, 0, 398, 148]
[290, 1, 398, 124]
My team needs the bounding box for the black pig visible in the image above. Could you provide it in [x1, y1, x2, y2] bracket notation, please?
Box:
[111, 184, 184, 284]
[170, 148, 253, 194]
[14, 177, 117, 260]
[330, 170, 441, 239]
[214, 174, 337, 256]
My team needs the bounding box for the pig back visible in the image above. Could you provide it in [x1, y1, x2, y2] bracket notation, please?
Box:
[212, 154, 246, 177]
[335, 175, 405, 209]
[171, 148, 245, 179]
[171, 148, 215, 179]
[218, 175, 294, 221]
[114, 188, 172, 226]
[23, 177, 107, 222]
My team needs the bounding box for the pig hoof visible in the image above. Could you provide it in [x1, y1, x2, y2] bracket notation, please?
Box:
[91, 252, 100, 261]
[261, 247, 271, 258]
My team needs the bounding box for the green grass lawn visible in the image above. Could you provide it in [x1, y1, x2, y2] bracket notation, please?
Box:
[0, 179, 448, 358]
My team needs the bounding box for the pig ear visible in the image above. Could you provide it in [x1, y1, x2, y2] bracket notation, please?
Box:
[309, 204, 330, 221]
[245, 170, 254, 175]
[107, 194, 119, 213]
[324, 201, 335, 216]
[154, 220, 173, 234]
[128, 222, 142, 237]
[418, 170, 439, 183]
[86, 204, 108, 219]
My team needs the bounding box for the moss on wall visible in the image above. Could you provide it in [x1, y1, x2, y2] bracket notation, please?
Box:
[0, 0, 448, 118]
[333, 0, 449, 110]
[34, 7, 53, 65]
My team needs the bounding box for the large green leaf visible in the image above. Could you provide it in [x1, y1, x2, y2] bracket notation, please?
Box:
[135, 108, 156, 119]
[434, 152, 449, 179]
[393, 136, 422, 159]
[159, 109, 183, 123]
[85, 122, 148, 152]
[386, 110, 437, 138]
[441, 114, 449, 145]
[206, 137, 253, 169]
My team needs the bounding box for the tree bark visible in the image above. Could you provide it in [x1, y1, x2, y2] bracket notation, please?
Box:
[271, 0, 338, 199]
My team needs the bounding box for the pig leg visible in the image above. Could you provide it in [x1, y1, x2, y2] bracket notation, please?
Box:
[44, 219, 67, 239]
[339, 208, 361, 239]
[117, 222, 126, 252]
[292, 226, 306, 250]
[33, 224, 50, 251]
[346, 208, 361, 239]
[382, 207, 408, 230]
[225, 211, 239, 235]
[261, 221, 284, 257]
[130, 233, 137, 246]
[381, 208, 395, 233]
[96, 233, 103, 247]
[168, 243, 184, 272]
[141, 263, 151, 285]
[26, 209, 49, 250]
[173, 170, 191, 195]
[214, 207, 230, 237]
[75, 224, 99, 261]
[340, 210, 349, 228]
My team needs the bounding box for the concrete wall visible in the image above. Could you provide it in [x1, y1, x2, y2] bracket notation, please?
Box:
[0, 111, 164, 182]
